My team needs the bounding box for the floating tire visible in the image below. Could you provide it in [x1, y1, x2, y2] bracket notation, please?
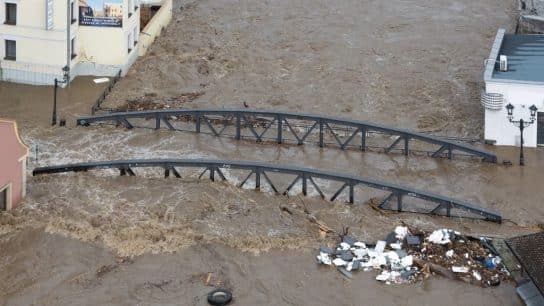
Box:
[207, 288, 232, 306]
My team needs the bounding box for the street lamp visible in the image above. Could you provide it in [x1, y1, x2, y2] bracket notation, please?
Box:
[52, 66, 70, 126]
[505, 103, 538, 166]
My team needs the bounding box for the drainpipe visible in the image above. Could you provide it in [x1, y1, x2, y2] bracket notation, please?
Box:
[66, 0, 71, 83]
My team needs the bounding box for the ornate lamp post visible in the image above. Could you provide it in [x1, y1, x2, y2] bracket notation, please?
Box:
[505, 103, 538, 166]
[52, 66, 70, 126]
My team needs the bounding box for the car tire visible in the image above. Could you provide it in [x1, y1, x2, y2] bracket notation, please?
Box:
[207, 288, 232, 306]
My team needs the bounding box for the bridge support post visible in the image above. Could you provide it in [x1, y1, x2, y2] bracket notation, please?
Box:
[196, 113, 201, 133]
[319, 120, 324, 148]
[255, 168, 261, 190]
[209, 167, 215, 181]
[155, 115, 161, 130]
[302, 173, 307, 195]
[349, 182, 354, 204]
[361, 128, 366, 151]
[397, 192, 403, 212]
[404, 136, 409, 156]
[235, 114, 241, 140]
[277, 115, 283, 144]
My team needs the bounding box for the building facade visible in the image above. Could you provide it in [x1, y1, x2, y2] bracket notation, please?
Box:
[0, 0, 140, 85]
[0, 119, 28, 211]
[482, 29, 544, 147]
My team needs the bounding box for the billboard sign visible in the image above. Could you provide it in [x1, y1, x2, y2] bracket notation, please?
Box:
[79, 0, 123, 27]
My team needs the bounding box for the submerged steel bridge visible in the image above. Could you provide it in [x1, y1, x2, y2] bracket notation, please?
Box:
[76, 109, 497, 163]
[33, 159, 502, 223]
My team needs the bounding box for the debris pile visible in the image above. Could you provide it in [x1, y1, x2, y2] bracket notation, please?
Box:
[316, 226, 510, 286]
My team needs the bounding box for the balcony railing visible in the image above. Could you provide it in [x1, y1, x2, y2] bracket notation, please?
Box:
[481, 91, 504, 110]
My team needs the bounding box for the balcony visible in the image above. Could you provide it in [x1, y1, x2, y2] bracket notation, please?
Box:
[481, 91, 504, 111]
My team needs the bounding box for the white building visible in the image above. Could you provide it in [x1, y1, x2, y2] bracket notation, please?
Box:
[0, 0, 141, 85]
[482, 29, 544, 147]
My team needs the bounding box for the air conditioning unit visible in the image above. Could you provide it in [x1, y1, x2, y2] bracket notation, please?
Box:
[499, 55, 508, 72]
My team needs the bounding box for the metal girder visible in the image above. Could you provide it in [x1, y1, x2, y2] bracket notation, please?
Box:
[33, 159, 502, 223]
[77, 108, 496, 162]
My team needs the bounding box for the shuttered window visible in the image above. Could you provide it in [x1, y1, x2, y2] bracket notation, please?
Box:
[5, 40, 16, 60]
[5, 3, 16, 25]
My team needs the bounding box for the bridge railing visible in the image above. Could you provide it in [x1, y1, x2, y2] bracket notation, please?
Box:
[33, 159, 502, 223]
[77, 109, 497, 163]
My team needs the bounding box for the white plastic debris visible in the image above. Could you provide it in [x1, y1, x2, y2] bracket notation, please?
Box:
[464, 253, 469, 258]
[375, 240, 386, 254]
[401, 255, 413, 267]
[354, 242, 366, 248]
[353, 248, 367, 259]
[376, 271, 391, 281]
[371, 255, 387, 268]
[390, 242, 402, 250]
[390, 271, 401, 280]
[339, 242, 350, 250]
[472, 271, 482, 281]
[93, 77, 109, 84]
[394, 226, 409, 240]
[317, 253, 332, 265]
[427, 229, 452, 245]
[333, 258, 347, 267]
[492, 256, 502, 266]
[451, 266, 469, 273]
[361, 261, 373, 268]
[385, 251, 400, 264]
[445, 250, 454, 258]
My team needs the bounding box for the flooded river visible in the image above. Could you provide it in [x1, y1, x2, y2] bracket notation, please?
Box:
[0, 0, 540, 305]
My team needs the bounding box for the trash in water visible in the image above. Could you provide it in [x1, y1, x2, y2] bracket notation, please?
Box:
[315, 225, 511, 286]
[93, 77, 110, 84]
[452, 266, 470, 273]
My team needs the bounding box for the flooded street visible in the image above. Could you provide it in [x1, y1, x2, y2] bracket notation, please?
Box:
[0, 0, 541, 305]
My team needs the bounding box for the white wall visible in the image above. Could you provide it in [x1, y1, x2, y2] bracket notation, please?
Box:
[138, 0, 171, 56]
[0, 0, 69, 81]
[485, 81, 544, 147]
[77, 0, 139, 71]
[0, 0, 142, 84]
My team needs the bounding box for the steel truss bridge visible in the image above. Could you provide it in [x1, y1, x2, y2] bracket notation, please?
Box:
[76, 109, 497, 163]
[33, 159, 502, 223]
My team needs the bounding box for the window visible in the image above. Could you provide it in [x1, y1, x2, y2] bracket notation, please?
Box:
[71, 38, 77, 59]
[133, 27, 138, 46]
[4, 40, 16, 60]
[71, 1, 77, 24]
[128, 33, 133, 53]
[5, 3, 16, 25]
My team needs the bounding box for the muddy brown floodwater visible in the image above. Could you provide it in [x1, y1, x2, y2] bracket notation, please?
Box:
[0, 0, 541, 305]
